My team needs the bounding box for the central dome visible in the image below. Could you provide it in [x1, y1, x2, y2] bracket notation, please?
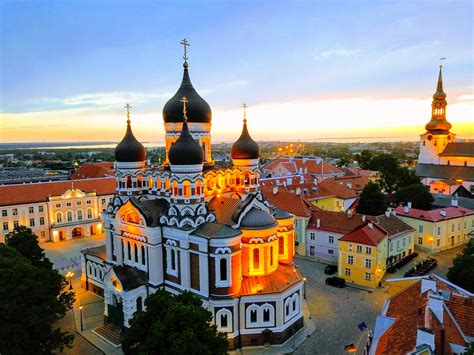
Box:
[168, 117, 204, 166]
[163, 64, 212, 124]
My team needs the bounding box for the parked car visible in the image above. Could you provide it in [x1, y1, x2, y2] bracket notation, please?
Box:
[324, 265, 338, 275]
[325, 276, 345, 288]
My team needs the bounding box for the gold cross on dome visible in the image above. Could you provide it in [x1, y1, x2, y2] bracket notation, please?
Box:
[124, 103, 132, 123]
[180, 38, 190, 61]
[242, 103, 248, 123]
[180, 96, 188, 120]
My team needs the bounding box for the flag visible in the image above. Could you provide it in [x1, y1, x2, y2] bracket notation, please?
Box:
[344, 343, 357, 352]
[358, 321, 368, 332]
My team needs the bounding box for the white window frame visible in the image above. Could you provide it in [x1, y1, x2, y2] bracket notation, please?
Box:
[365, 272, 372, 281]
[347, 255, 354, 265]
[215, 247, 232, 288]
[366, 247, 372, 254]
[284, 293, 300, 323]
[328, 235, 334, 244]
[365, 258, 372, 269]
[356, 245, 362, 253]
[165, 240, 179, 277]
[216, 308, 233, 333]
[345, 268, 351, 276]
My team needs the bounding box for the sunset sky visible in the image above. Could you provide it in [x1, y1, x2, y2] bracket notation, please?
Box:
[1, 0, 473, 143]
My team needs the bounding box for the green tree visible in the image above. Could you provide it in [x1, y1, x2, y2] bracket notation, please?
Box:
[355, 150, 373, 170]
[395, 183, 434, 210]
[0, 244, 74, 354]
[447, 239, 474, 293]
[368, 153, 400, 192]
[395, 167, 421, 190]
[122, 289, 228, 355]
[356, 181, 387, 216]
[5, 226, 53, 269]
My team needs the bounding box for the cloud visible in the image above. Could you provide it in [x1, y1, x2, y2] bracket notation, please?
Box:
[313, 48, 360, 60]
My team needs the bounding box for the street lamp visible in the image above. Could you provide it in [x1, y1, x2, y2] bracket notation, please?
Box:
[79, 305, 83, 331]
[303, 277, 307, 299]
[66, 271, 74, 290]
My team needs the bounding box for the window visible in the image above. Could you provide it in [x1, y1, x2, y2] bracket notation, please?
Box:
[365, 259, 372, 269]
[87, 208, 93, 219]
[38, 206, 43, 213]
[66, 202, 71, 207]
[418, 237, 423, 245]
[77, 201, 81, 206]
[127, 241, 131, 260]
[437, 227, 441, 235]
[345, 268, 351, 276]
[396, 240, 400, 249]
[166, 241, 179, 276]
[55, 204, 61, 208]
[328, 249, 334, 254]
[217, 309, 232, 332]
[250, 309, 257, 323]
[220, 258, 228, 281]
[67, 211, 73, 222]
[437, 239, 440, 247]
[86, 200, 91, 205]
[458, 223, 461, 230]
[328, 236, 334, 244]
[263, 308, 270, 322]
[39, 217, 45, 226]
[309, 232, 316, 240]
[13, 220, 19, 228]
[310, 246, 315, 256]
[284, 293, 300, 322]
[136, 297, 143, 312]
[12, 209, 18, 216]
[347, 255, 354, 265]
[29, 218, 35, 227]
[221, 313, 228, 328]
[141, 245, 146, 265]
[366, 247, 372, 254]
[402, 238, 406, 247]
[356, 245, 362, 253]
[418, 225, 423, 233]
[253, 248, 260, 269]
[28, 207, 34, 214]
[365, 273, 372, 281]
[56, 212, 62, 223]
[1, 210, 7, 217]
[3, 222, 8, 231]
[102, 198, 106, 204]
[77, 210, 83, 221]
[451, 224, 454, 232]
[270, 246, 274, 266]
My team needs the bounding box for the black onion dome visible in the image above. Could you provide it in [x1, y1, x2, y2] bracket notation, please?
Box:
[168, 118, 204, 165]
[163, 64, 212, 123]
[231, 119, 260, 160]
[115, 121, 146, 162]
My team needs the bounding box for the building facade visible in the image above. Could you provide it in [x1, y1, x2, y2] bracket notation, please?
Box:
[0, 178, 115, 243]
[82, 50, 304, 349]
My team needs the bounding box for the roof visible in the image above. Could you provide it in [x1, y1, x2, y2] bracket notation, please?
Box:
[231, 119, 259, 160]
[344, 167, 377, 178]
[71, 162, 115, 179]
[130, 197, 169, 227]
[339, 222, 387, 246]
[318, 177, 361, 199]
[395, 205, 474, 222]
[208, 196, 242, 225]
[112, 265, 149, 291]
[439, 142, 474, 157]
[263, 157, 343, 176]
[240, 208, 277, 229]
[82, 245, 106, 261]
[240, 264, 304, 296]
[432, 195, 474, 210]
[168, 119, 204, 165]
[416, 163, 474, 181]
[373, 275, 474, 354]
[370, 215, 415, 239]
[261, 188, 313, 217]
[192, 222, 241, 239]
[0, 177, 116, 207]
[272, 208, 293, 220]
[114, 120, 147, 162]
[307, 209, 367, 234]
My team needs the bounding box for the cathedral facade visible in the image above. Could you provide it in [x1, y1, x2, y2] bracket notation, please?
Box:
[417, 66, 474, 196]
[81, 46, 304, 349]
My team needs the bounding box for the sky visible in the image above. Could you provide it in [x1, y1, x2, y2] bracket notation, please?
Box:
[0, 0, 473, 143]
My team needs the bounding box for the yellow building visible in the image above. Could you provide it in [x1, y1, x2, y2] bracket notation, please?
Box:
[395, 204, 474, 253]
[338, 222, 388, 288]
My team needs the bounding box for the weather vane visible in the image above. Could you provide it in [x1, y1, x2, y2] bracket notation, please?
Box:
[242, 103, 248, 123]
[440, 57, 446, 68]
[180, 38, 190, 62]
[181, 96, 188, 121]
[124, 103, 132, 123]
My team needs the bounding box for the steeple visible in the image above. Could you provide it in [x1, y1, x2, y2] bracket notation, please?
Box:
[425, 65, 451, 133]
[114, 103, 146, 163]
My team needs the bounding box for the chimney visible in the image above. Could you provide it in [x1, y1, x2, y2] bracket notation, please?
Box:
[385, 210, 390, 218]
[273, 186, 278, 195]
[440, 210, 447, 217]
[296, 187, 301, 196]
[368, 222, 374, 229]
[451, 197, 458, 208]
[300, 175, 304, 184]
[287, 177, 293, 185]
[317, 218, 321, 228]
[408, 202, 412, 209]
[362, 215, 366, 222]
[391, 209, 397, 216]
[404, 204, 409, 213]
[314, 178, 318, 185]
[347, 209, 353, 218]
[347, 183, 353, 189]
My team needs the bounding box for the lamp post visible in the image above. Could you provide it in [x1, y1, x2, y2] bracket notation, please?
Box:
[303, 277, 307, 299]
[66, 271, 74, 290]
[79, 305, 83, 331]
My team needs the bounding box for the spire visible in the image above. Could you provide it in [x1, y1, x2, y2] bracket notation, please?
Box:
[180, 38, 190, 69]
[436, 65, 444, 93]
[425, 63, 451, 133]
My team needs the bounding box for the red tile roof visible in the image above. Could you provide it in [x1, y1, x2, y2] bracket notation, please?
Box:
[263, 157, 343, 176]
[307, 210, 367, 234]
[395, 205, 474, 222]
[240, 264, 304, 296]
[0, 177, 116, 206]
[344, 167, 377, 178]
[318, 177, 361, 199]
[338, 222, 387, 246]
[71, 162, 115, 179]
[261, 187, 313, 217]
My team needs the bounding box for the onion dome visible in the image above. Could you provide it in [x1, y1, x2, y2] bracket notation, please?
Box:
[168, 98, 204, 165]
[163, 59, 212, 123]
[240, 208, 277, 229]
[115, 105, 146, 162]
[231, 104, 260, 160]
[425, 65, 452, 133]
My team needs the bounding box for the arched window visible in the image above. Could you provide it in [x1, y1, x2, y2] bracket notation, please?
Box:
[220, 313, 228, 328]
[137, 175, 142, 188]
[77, 210, 83, 221]
[263, 308, 270, 322]
[270, 246, 274, 266]
[148, 177, 153, 189]
[216, 308, 232, 332]
[141, 245, 146, 265]
[196, 180, 201, 196]
[279, 236, 285, 255]
[67, 211, 73, 222]
[244, 173, 250, 185]
[126, 176, 132, 188]
[220, 258, 228, 281]
[134, 244, 138, 263]
[253, 248, 260, 269]
[250, 309, 257, 323]
[165, 178, 170, 190]
[171, 249, 176, 270]
[172, 181, 178, 197]
[157, 179, 162, 190]
[183, 181, 191, 198]
[56, 212, 63, 223]
[127, 241, 131, 260]
[136, 296, 143, 312]
[87, 208, 93, 219]
[284, 293, 300, 322]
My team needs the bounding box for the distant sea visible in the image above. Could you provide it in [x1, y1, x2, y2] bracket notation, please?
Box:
[0, 137, 421, 150]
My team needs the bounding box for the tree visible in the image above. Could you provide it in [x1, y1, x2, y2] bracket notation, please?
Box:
[5, 226, 53, 269]
[368, 154, 400, 192]
[122, 289, 228, 355]
[356, 181, 387, 216]
[0, 244, 74, 354]
[355, 150, 373, 170]
[447, 239, 474, 293]
[395, 167, 420, 190]
[395, 183, 434, 210]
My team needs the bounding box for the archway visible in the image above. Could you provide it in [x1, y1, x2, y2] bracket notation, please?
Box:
[72, 227, 84, 238]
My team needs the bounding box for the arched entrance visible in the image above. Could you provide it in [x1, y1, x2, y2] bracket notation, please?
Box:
[59, 231, 65, 241]
[108, 294, 124, 327]
[72, 227, 84, 238]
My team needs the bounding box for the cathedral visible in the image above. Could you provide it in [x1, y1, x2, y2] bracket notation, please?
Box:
[81, 42, 304, 349]
[417, 65, 474, 196]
